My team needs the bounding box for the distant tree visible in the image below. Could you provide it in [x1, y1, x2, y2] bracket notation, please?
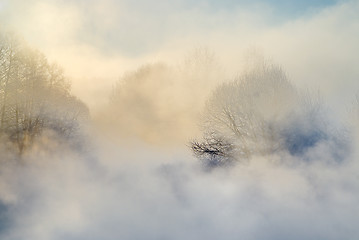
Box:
[109, 63, 175, 143]
[106, 48, 223, 144]
[179, 47, 223, 110]
[0, 32, 89, 155]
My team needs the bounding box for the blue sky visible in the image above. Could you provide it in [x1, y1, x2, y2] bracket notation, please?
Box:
[190, 0, 339, 14]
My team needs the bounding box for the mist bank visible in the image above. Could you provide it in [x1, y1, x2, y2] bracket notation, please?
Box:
[0, 18, 359, 240]
[0, 132, 358, 240]
[0, 54, 358, 240]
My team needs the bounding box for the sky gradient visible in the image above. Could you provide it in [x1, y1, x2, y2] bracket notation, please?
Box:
[0, 0, 358, 110]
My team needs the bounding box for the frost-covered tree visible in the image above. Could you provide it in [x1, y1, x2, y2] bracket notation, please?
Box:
[191, 62, 348, 167]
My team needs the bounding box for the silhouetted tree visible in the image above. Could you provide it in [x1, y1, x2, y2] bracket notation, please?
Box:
[191, 133, 234, 167]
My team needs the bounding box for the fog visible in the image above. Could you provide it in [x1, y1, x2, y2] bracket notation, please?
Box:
[0, 0, 359, 239]
[1, 130, 358, 239]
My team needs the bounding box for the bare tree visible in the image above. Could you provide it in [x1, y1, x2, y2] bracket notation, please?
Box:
[191, 61, 345, 166]
[0, 32, 89, 155]
[191, 133, 234, 167]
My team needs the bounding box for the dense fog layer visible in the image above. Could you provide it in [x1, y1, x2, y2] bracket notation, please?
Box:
[0, 128, 358, 240]
[0, 45, 358, 239]
[0, 0, 359, 240]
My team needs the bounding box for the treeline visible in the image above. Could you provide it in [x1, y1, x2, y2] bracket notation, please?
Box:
[0, 30, 353, 166]
[0, 32, 89, 155]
